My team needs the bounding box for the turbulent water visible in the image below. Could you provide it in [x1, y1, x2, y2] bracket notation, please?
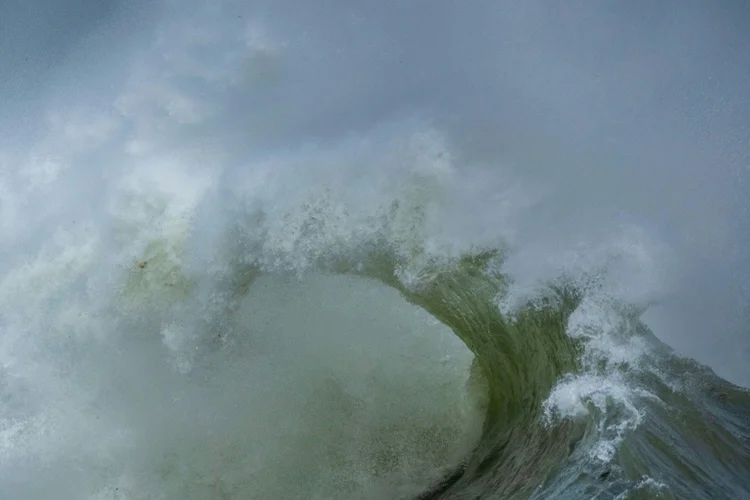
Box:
[1, 1, 749, 499]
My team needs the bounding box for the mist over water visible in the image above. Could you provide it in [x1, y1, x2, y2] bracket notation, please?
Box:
[0, 1, 748, 498]
[8, 0, 746, 381]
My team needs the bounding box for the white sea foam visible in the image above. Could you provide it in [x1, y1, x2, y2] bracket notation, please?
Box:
[541, 295, 658, 463]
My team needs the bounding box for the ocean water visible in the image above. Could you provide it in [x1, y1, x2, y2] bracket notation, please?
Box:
[0, 1, 749, 499]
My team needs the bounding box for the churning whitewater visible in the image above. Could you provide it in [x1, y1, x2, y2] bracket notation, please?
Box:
[1, 1, 749, 499]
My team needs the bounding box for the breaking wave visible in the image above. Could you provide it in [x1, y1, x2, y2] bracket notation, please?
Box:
[1, 1, 749, 499]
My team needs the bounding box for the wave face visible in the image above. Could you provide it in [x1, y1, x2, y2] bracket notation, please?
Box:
[1, 1, 750, 499]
